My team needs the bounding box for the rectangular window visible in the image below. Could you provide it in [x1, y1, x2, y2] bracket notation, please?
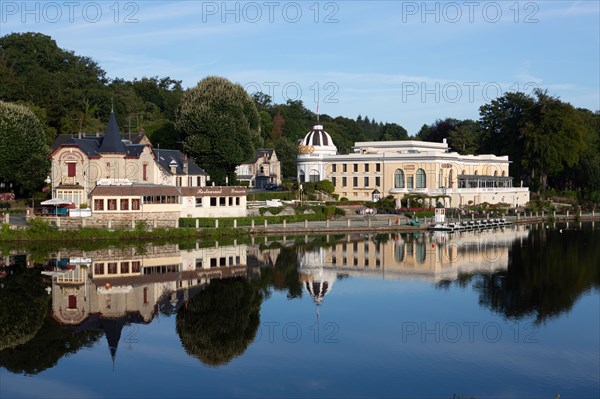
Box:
[219, 197, 226, 206]
[94, 263, 104, 275]
[228, 256, 233, 265]
[210, 258, 217, 268]
[188, 176, 193, 186]
[210, 197, 217, 206]
[235, 256, 240, 264]
[408, 176, 414, 189]
[219, 257, 226, 266]
[107, 199, 117, 210]
[332, 164, 337, 172]
[197, 176, 202, 186]
[364, 164, 369, 172]
[235, 197, 240, 206]
[353, 164, 358, 173]
[67, 163, 76, 177]
[375, 177, 380, 187]
[376, 163, 381, 172]
[176, 177, 182, 186]
[131, 261, 141, 273]
[353, 177, 358, 187]
[120, 262, 130, 274]
[228, 197, 233, 206]
[342, 177, 347, 187]
[107, 262, 118, 274]
[131, 199, 140, 210]
[195, 259, 203, 269]
[364, 177, 369, 187]
[342, 164, 347, 172]
[120, 199, 129, 211]
[332, 177, 337, 187]
[94, 199, 104, 211]
[143, 164, 148, 181]
[195, 197, 202, 207]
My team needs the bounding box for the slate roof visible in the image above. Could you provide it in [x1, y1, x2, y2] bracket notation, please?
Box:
[90, 184, 180, 197]
[99, 112, 127, 154]
[152, 148, 207, 176]
[252, 148, 275, 163]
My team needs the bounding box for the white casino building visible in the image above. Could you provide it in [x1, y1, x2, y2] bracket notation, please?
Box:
[297, 123, 529, 207]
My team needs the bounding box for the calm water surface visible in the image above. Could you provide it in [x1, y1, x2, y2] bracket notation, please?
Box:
[1, 223, 599, 398]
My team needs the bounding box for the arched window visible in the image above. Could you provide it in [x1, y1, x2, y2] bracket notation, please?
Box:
[502, 171, 506, 177]
[394, 241, 404, 262]
[474, 170, 478, 176]
[394, 169, 405, 188]
[299, 170, 305, 182]
[416, 241, 426, 264]
[494, 170, 498, 176]
[416, 169, 426, 188]
[309, 170, 320, 183]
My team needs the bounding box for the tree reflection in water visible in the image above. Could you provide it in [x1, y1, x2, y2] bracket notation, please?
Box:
[176, 277, 262, 367]
[440, 225, 600, 323]
[0, 266, 103, 374]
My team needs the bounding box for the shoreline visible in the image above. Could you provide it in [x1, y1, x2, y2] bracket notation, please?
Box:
[2, 214, 598, 243]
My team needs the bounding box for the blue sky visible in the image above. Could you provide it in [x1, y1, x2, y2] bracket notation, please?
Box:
[2, 0, 599, 134]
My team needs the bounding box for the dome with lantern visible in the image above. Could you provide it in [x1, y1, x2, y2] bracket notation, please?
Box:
[298, 123, 337, 156]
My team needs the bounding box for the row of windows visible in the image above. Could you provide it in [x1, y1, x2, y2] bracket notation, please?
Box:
[94, 261, 141, 275]
[143, 264, 181, 275]
[195, 256, 241, 268]
[332, 163, 382, 173]
[331, 256, 381, 268]
[196, 197, 241, 207]
[394, 169, 426, 189]
[332, 176, 382, 188]
[94, 196, 243, 211]
[94, 198, 141, 211]
[176, 176, 204, 186]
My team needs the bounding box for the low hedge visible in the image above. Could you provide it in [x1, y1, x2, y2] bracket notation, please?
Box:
[180, 205, 345, 227]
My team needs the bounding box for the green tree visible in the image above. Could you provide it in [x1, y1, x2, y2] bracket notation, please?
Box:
[0, 101, 50, 196]
[378, 122, 409, 141]
[447, 119, 481, 154]
[520, 89, 587, 193]
[177, 76, 261, 184]
[273, 137, 298, 179]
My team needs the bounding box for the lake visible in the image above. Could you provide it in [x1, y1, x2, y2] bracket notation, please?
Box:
[1, 222, 599, 398]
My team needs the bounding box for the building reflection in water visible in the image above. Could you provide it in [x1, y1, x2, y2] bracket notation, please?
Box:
[42, 227, 531, 365]
[297, 226, 531, 305]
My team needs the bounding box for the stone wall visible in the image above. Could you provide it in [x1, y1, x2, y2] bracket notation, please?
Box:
[49, 211, 180, 230]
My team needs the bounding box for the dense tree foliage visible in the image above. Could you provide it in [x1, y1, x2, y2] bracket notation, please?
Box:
[176, 277, 262, 366]
[177, 76, 261, 184]
[0, 101, 50, 196]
